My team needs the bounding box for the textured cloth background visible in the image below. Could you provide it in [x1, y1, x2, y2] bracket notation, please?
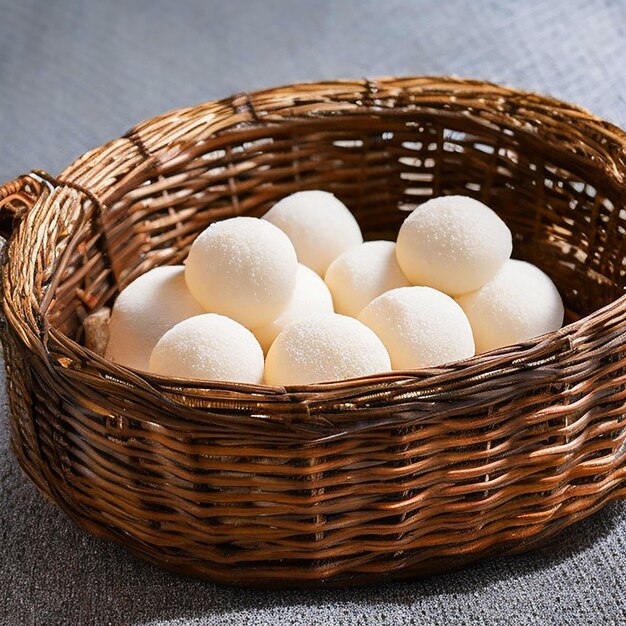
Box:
[1, 1, 626, 624]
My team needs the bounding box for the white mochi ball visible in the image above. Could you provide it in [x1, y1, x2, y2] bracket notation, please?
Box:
[264, 314, 391, 386]
[358, 286, 475, 369]
[185, 216, 298, 328]
[105, 265, 204, 371]
[149, 313, 264, 383]
[252, 264, 334, 353]
[263, 190, 363, 276]
[396, 195, 512, 296]
[325, 240, 411, 317]
[456, 259, 564, 353]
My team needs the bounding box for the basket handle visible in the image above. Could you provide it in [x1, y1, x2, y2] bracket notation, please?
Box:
[0, 171, 51, 240]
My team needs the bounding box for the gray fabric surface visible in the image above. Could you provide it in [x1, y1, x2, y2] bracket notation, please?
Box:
[1, 1, 626, 624]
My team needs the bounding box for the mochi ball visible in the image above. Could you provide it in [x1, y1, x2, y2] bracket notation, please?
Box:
[264, 314, 391, 386]
[325, 240, 411, 317]
[358, 286, 475, 369]
[396, 195, 512, 296]
[185, 216, 298, 328]
[456, 259, 564, 353]
[263, 190, 363, 276]
[252, 264, 334, 353]
[105, 265, 204, 371]
[149, 313, 264, 383]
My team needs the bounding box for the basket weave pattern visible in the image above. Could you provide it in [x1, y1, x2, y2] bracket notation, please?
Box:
[1, 77, 626, 586]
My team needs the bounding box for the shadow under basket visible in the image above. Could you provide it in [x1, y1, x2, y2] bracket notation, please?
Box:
[1, 76, 626, 588]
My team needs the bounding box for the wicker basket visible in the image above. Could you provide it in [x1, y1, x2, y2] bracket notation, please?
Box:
[1, 76, 626, 588]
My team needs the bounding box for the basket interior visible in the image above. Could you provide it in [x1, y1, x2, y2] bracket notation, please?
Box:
[48, 112, 626, 343]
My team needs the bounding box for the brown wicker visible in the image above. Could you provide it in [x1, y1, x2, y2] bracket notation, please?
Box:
[1, 76, 626, 588]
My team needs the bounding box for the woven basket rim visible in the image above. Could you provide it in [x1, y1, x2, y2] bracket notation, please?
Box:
[4, 75, 626, 405]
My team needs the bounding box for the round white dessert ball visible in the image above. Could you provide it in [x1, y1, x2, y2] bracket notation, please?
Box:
[396, 195, 512, 296]
[105, 265, 204, 371]
[149, 313, 264, 383]
[185, 216, 298, 328]
[456, 259, 564, 353]
[252, 264, 334, 353]
[325, 240, 411, 317]
[264, 314, 391, 386]
[358, 286, 475, 369]
[263, 190, 363, 276]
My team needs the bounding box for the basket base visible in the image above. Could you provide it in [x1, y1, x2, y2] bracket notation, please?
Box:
[17, 457, 623, 589]
[103, 493, 626, 588]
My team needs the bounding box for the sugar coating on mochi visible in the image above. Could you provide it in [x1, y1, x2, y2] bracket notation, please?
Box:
[264, 314, 391, 386]
[263, 190, 363, 276]
[358, 286, 475, 369]
[252, 264, 334, 353]
[396, 195, 512, 296]
[149, 313, 264, 383]
[325, 240, 411, 317]
[185, 217, 298, 328]
[456, 259, 564, 353]
[105, 265, 204, 371]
